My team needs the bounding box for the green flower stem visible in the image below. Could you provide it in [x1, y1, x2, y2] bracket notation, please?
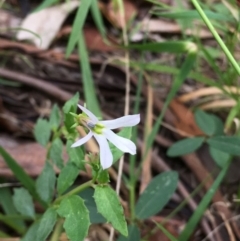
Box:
[191, 0, 240, 76]
[54, 180, 93, 205]
[50, 219, 63, 241]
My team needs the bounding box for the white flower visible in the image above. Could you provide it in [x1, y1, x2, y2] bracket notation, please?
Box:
[71, 105, 140, 169]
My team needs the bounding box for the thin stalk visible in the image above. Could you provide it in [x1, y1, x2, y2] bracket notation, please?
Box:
[50, 219, 63, 241]
[191, 0, 240, 76]
[54, 180, 93, 205]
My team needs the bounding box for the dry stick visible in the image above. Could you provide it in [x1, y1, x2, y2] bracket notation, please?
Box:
[140, 84, 153, 193]
[109, 1, 130, 240]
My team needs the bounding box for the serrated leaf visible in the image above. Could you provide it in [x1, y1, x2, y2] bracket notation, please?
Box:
[207, 136, 240, 155]
[109, 127, 132, 163]
[49, 104, 61, 130]
[13, 188, 35, 219]
[63, 92, 79, 114]
[167, 137, 204, 157]
[94, 185, 128, 236]
[66, 140, 85, 169]
[57, 195, 90, 241]
[117, 224, 140, 241]
[79, 188, 105, 224]
[57, 162, 79, 195]
[194, 109, 216, 136]
[135, 171, 178, 219]
[36, 208, 57, 241]
[50, 138, 64, 169]
[34, 119, 51, 146]
[209, 146, 230, 168]
[36, 162, 56, 203]
[21, 221, 40, 241]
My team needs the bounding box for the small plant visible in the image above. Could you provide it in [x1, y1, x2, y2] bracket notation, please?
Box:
[0, 93, 179, 241]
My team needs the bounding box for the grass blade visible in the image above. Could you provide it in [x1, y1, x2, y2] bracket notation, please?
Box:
[66, 0, 92, 58]
[78, 32, 101, 117]
[178, 160, 230, 241]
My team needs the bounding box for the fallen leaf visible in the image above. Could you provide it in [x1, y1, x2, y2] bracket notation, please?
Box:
[99, 0, 137, 29]
[16, 1, 79, 49]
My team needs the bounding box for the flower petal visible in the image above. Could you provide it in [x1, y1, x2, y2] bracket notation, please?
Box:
[104, 129, 137, 155]
[93, 133, 113, 169]
[100, 114, 140, 129]
[77, 104, 98, 123]
[71, 131, 93, 147]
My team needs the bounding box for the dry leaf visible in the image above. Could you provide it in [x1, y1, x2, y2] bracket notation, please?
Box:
[99, 0, 136, 29]
[16, 1, 79, 49]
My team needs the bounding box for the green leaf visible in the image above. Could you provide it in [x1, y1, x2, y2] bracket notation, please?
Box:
[79, 188, 105, 224]
[167, 137, 204, 157]
[34, 119, 51, 146]
[63, 93, 79, 114]
[0, 147, 47, 208]
[109, 127, 132, 163]
[117, 224, 140, 241]
[207, 136, 240, 155]
[209, 146, 230, 168]
[0, 187, 26, 230]
[57, 162, 79, 195]
[50, 138, 64, 169]
[36, 162, 56, 203]
[36, 208, 57, 241]
[49, 104, 61, 130]
[63, 93, 79, 133]
[13, 188, 35, 219]
[135, 171, 178, 219]
[194, 109, 216, 136]
[21, 221, 40, 241]
[66, 0, 92, 57]
[66, 140, 85, 169]
[78, 32, 101, 117]
[94, 185, 128, 236]
[211, 115, 224, 135]
[57, 195, 90, 241]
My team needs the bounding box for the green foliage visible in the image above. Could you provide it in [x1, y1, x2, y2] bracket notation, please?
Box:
[21, 221, 40, 241]
[63, 93, 79, 133]
[49, 138, 64, 169]
[209, 147, 230, 168]
[117, 224, 140, 241]
[167, 137, 205, 157]
[49, 104, 61, 130]
[66, 0, 92, 57]
[36, 208, 57, 241]
[12, 188, 35, 219]
[66, 140, 85, 169]
[57, 195, 90, 241]
[79, 188, 105, 224]
[57, 162, 80, 195]
[78, 32, 101, 117]
[178, 160, 230, 241]
[36, 162, 56, 203]
[194, 109, 217, 136]
[207, 136, 240, 155]
[0, 147, 43, 205]
[34, 119, 51, 146]
[135, 172, 178, 219]
[94, 185, 128, 236]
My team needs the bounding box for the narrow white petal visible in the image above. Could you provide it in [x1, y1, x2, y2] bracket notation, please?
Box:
[93, 133, 113, 169]
[100, 114, 140, 129]
[77, 104, 98, 123]
[71, 131, 93, 147]
[104, 129, 137, 155]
